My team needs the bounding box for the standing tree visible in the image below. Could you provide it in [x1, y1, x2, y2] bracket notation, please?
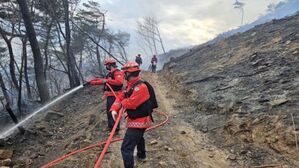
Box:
[62, 0, 80, 87]
[0, 47, 10, 105]
[0, 27, 19, 90]
[74, 0, 106, 75]
[0, 73, 10, 105]
[0, 0, 131, 106]
[233, 0, 245, 26]
[136, 16, 166, 56]
[16, 0, 50, 103]
[0, 2, 21, 90]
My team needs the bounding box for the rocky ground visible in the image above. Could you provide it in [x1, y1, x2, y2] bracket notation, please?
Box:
[162, 13, 299, 167]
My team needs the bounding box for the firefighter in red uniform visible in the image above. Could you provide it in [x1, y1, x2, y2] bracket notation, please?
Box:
[110, 61, 152, 168]
[86, 58, 124, 132]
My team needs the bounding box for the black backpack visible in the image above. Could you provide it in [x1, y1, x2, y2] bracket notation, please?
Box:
[126, 80, 158, 121]
[143, 81, 158, 109]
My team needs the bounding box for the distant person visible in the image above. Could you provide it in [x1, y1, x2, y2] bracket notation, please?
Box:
[85, 58, 124, 133]
[151, 55, 158, 73]
[135, 54, 142, 66]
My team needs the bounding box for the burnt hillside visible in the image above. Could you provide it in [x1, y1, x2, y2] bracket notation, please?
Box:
[162, 13, 299, 167]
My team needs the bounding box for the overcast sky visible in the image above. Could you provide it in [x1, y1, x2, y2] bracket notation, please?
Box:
[94, 0, 284, 59]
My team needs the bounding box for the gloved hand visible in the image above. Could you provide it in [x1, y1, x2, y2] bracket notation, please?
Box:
[83, 81, 90, 87]
[93, 79, 106, 85]
[111, 111, 118, 121]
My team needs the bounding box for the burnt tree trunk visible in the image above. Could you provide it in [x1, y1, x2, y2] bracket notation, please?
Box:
[44, 19, 53, 79]
[5, 103, 25, 134]
[0, 73, 25, 134]
[22, 38, 32, 99]
[96, 45, 104, 75]
[0, 28, 19, 90]
[18, 42, 26, 116]
[0, 73, 11, 105]
[63, 0, 80, 88]
[17, 0, 50, 103]
[156, 27, 166, 54]
[0, 74, 24, 133]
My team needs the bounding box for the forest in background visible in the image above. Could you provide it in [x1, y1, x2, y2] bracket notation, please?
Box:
[0, 0, 130, 117]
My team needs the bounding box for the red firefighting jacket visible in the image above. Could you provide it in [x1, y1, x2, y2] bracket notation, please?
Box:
[90, 68, 124, 97]
[110, 76, 152, 129]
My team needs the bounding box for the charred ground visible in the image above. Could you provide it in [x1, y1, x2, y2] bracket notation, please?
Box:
[162, 13, 299, 167]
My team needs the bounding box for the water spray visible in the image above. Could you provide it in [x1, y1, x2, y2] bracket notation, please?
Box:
[0, 85, 84, 139]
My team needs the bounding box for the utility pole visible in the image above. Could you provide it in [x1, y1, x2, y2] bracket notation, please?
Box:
[234, 0, 245, 25]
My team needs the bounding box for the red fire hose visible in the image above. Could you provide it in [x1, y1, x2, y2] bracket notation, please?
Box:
[93, 107, 124, 168]
[41, 83, 169, 168]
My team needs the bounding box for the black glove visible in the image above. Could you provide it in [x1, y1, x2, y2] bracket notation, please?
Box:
[83, 82, 90, 87]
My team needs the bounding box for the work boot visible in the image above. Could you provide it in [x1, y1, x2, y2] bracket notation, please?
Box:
[136, 156, 147, 163]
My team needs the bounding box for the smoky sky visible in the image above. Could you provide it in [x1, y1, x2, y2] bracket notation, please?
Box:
[91, 0, 284, 59]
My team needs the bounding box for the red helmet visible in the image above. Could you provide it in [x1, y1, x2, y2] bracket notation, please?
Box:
[104, 58, 116, 65]
[122, 61, 140, 73]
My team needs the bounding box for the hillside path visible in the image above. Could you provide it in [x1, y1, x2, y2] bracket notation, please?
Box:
[106, 72, 231, 168]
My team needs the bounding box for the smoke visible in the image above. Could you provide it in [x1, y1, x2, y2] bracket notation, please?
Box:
[208, 0, 299, 44]
[153, 0, 299, 69]
[264, 0, 299, 19]
[137, 46, 190, 71]
[156, 47, 191, 70]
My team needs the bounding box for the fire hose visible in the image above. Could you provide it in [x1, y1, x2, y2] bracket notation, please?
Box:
[41, 83, 169, 168]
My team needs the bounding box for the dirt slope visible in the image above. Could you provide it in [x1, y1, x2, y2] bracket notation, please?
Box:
[162, 14, 299, 167]
[1, 87, 108, 167]
[133, 72, 230, 168]
[1, 72, 233, 168]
